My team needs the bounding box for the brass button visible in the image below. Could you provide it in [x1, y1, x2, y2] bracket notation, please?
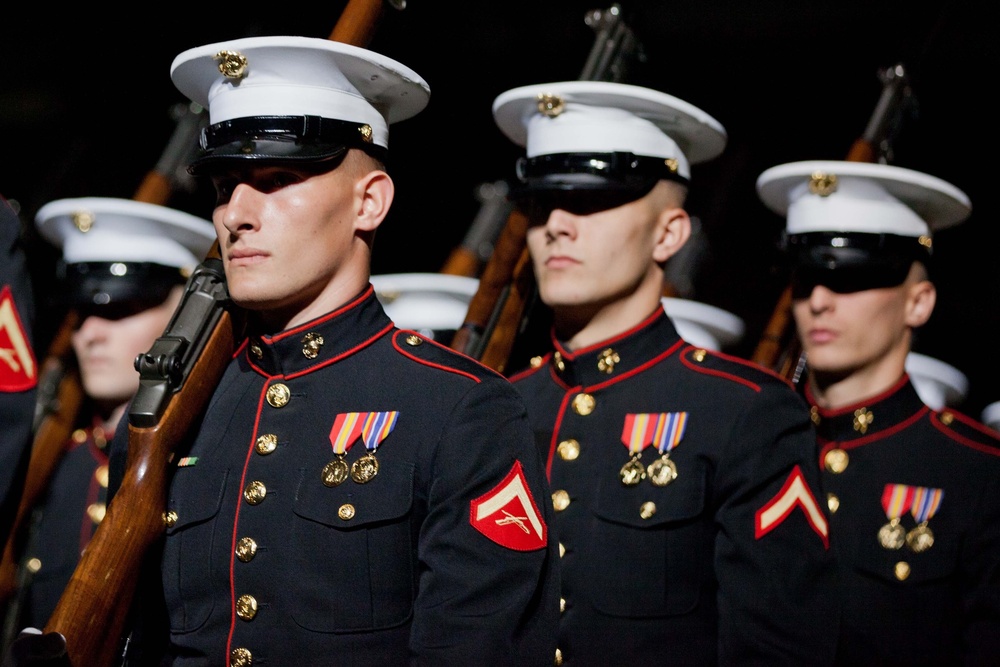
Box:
[230, 647, 253, 667]
[827, 493, 840, 513]
[940, 411, 954, 425]
[693, 349, 707, 362]
[265, 383, 290, 408]
[557, 439, 580, 461]
[244, 481, 267, 505]
[250, 342, 263, 359]
[163, 510, 178, 528]
[597, 348, 620, 374]
[571, 393, 595, 416]
[553, 351, 565, 372]
[301, 332, 324, 359]
[405, 334, 422, 346]
[255, 434, 278, 455]
[94, 464, 109, 488]
[92, 427, 107, 449]
[552, 490, 570, 512]
[639, 501, 657, 519]
[87, 502, 106, 524]
[26, 558, 41, 574]
[558, 542, 565, 558]
[824, 448, 849, 474]
[810, 406, 821, 425]
[894, 561, 911, 581]
[338, 504, 356, 520]
[554, 647, 563, 666]
[559, 597, 566, 613]
[235, 594, 258, 621]
[235, 537, 258, 563]
[530, 356, 544, 368]
[72, 429, 88, 444]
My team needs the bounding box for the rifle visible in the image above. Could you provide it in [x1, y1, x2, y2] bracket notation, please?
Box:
[750, 63, 913, 381]
[34, 3, 398, 665]
[0, 102, 208, 651]
[450, 3, 644, 373]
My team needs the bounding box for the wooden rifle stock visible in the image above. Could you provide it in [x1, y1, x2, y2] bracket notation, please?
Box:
[750, 63, 911, 379]
[34, 3, 395, 665]
[0, 101, 209, 641]
[44, 259, 235, 666]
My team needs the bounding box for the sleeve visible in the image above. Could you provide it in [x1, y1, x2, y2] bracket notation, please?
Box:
[713, 381, 839, 665]
[409, 375, 560, 667]
[0, 197, 38, 548]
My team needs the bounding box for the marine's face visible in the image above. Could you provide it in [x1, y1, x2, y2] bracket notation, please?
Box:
[210, 162, 360, 325]
[524, 190, 664, 313]
[72, 287, 182, 407]
[792, 282, 912, 377]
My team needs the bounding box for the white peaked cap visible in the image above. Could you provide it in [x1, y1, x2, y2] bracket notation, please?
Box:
[493, 81, 726, 180]
[35, 197, 215, 270]
[171, 35, 430, 150]
[757, 161, 971, 236]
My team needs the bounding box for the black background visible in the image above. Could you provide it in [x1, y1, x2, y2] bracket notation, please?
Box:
[2, 2, 997, 418]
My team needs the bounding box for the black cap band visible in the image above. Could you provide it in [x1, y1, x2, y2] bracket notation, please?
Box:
[189, 115, 386, 175]
[510, 151, 688, 199]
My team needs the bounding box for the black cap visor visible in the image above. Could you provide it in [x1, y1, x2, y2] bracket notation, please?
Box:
[785, 232, 931, 296]
[510, 152, 686, 218]
[189, 115, 384, 176]
[58, 262, 186, 320]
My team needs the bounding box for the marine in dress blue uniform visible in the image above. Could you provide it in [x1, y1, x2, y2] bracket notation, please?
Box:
[111, 37, 558, 667]
[0, 196, 37, 549]
[494, 82, 839, 665]
[757, 160, 1000, 665]
[15, 197, 214, 630]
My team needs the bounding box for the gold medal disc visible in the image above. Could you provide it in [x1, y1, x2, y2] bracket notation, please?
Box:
[619, 456, 646, 486]
[905, 523, 935, 553]
[322, 458, 350, 487]
[647, 456, 678, 487]
[351, 453, 380, 484]
[878, 519, 906, 550]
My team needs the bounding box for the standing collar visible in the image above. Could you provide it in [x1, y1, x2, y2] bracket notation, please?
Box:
[244, 285, 393, 377]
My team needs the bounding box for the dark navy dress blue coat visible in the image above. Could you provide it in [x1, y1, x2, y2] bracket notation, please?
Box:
[808, 377, 1000, 666]
[113, 285, 559, 667]
[509, 307, 839, 666]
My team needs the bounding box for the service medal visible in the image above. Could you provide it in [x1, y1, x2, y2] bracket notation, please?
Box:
[351, 453, 379, 484]
[647, 455, 678, 486]
[322, 458, 350, 487]
[906, 486, 943, 553]
[619, 456, 646, 486]
[906, 522, 935, 553]
[878, 518, 906, 550]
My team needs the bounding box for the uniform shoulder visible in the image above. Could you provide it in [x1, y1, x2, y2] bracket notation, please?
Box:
[390, 330, 506, 383]
[678, 345, 795, 393]
[933, 407, 1000, 456]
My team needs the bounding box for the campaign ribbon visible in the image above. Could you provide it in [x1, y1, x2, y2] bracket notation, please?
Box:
[910, 486, 944, 524]
[361, 411, 399, 453]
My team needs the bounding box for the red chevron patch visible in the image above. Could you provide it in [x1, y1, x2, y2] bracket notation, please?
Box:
[0, 285, 36, 392]
[470, 460, 547, 551]
[755, 465, 829, 548]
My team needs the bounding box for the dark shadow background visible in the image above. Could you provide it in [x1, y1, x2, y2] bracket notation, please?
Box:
[2, 1, 996, 418]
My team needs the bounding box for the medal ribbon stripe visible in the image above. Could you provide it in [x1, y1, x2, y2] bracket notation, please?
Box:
[622, 413, 656, 455]
[910, 486, 943, 523]
[361, 411, 398, 452]
[655, 412, 687, 455]
[881, 484, 915, 520]
[330, 412, 367, 454]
